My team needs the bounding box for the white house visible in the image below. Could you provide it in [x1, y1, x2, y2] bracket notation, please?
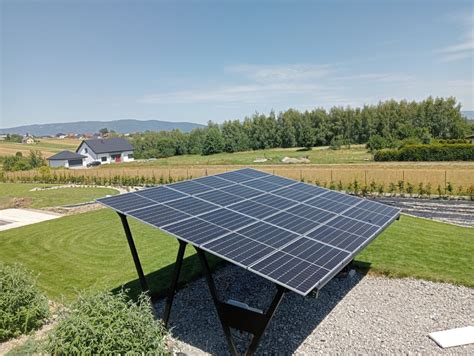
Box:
[47, 151, 86, 168]
[76, 137, 134, 165]
[466, 134, 474, 144]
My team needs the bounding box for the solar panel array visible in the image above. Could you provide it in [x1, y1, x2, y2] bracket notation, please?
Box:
[97, 168, 400, 296]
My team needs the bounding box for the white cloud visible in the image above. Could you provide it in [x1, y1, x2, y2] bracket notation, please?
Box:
[333, 72, 414, 83]
[226, 64, 334, 83]
[138, 62, 418, 108]
[438, 13, 473, 62]
[140, 82, 334, 104]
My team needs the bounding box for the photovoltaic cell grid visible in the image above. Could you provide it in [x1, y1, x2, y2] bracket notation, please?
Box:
[97, 168, 400, 296]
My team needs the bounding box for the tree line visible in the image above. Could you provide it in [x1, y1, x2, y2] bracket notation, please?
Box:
[130, 97, 470, 158]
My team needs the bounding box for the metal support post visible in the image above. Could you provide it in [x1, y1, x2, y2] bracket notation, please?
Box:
[163, 240, 187, 326]
[118, 213, 149, 293]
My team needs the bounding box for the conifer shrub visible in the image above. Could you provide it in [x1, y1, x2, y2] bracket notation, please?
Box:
[44, 290, 170, 355]
[0, 263, 50, 341]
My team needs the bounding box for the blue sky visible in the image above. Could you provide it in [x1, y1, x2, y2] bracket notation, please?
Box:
[1, 0, 473, 127]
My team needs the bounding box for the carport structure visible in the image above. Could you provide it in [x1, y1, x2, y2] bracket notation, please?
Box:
[98, 168, 400, 355]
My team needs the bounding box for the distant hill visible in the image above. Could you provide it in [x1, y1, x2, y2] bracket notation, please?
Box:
[0, 119, 204, 136]
[461, 111, 474, 120]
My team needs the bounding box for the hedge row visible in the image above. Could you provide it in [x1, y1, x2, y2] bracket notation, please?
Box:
[0, 173, 182, 186]
[374, 144, 474, 161]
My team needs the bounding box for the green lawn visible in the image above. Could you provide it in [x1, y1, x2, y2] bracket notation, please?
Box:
[0, 210, 472, 303]
[357, 215, 474, 286]
[0, 208, 218, 301]
[109, 145, 372, 167]
[0, 183, 118, 209]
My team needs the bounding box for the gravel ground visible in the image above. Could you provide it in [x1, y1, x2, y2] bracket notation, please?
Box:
[373, 197, 474, 227]
[156, 265, 473, 355]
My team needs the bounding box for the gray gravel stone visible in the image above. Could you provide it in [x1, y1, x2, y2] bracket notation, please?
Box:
[155, 265, 473, 355]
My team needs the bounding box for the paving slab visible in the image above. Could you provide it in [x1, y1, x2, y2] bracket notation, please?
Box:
[0, 208, 62, 232]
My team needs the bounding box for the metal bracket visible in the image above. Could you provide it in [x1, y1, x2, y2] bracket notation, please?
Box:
[195, 247, 287, 356]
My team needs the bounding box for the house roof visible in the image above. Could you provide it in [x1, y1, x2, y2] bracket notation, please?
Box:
[78, 137, 133, 154]
[465, 134, 474, 139]
[48, 151, 87, 161]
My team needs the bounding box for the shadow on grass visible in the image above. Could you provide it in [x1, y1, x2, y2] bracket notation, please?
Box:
[130, 257, 371, 355]
[112, 252, 224, 302]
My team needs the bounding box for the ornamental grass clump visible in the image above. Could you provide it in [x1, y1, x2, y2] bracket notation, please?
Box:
[44, 290, 170, 354]
[0, 263, 50, 341]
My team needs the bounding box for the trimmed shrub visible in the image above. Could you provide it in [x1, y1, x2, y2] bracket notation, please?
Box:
[374, 144, 474, 161]
[0, 263, 50, 341]
[44, 290, 169, 354]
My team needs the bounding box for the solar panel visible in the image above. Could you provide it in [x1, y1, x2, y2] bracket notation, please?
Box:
[136, 186, 187, 203]
[168, 180, 213, 195]
[128, 204, 191, 228]
[97, 168, 400, 296]
[193, 175, 235, 189]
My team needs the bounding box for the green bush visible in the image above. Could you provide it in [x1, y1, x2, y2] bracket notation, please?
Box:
[44, 290, 170, 354]
[374, 144, 474, 161]
[0, 263, 50, 341]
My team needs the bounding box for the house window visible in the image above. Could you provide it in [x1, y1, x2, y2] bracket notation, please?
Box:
[128, 153, 134, 159]
[101, 156, 107, 162]
[85, 148, 88, 153]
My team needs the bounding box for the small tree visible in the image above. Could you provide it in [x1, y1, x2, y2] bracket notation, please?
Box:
[202, 128, 224, 155]
[366, 134, 388, 152]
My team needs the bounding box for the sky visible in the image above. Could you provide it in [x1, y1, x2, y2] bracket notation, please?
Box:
[1, 0, 473, 128]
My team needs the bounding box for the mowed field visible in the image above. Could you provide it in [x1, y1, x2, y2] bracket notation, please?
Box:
[0, 209, 471, 301]
[0, 138, 80, 157]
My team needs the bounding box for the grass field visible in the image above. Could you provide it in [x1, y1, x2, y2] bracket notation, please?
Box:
[127, 145, 373, 166]
[0, 138, 80, 157]
[0, 183, 118, 209]
[0, 210, 471, 302]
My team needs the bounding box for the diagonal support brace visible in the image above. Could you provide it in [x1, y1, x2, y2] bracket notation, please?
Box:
[163, 240, 187, 326]
[118, 213, 149, 293]
[195, 247, 287, 356]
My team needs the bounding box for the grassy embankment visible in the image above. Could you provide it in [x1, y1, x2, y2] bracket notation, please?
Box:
[0, 183, 118, 209]
[0, 210, 471, 302]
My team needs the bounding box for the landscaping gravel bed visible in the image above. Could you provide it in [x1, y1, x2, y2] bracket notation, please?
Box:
[373, 196, 474, 227]
[156, 264, 473, 355]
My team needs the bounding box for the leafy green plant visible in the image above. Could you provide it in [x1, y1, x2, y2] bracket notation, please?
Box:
[417, 182, 425, 197]
[397, 180, 405, 195]
[369, 180, 377, 194]
[44, 290, 169, 355]
[353, 179, 360, 195]
[437, 185, 443, 197]
[337, 180, 344, 191]
[377, 183, 385, 195]
[360, 185, 368, 196]
[0, 263, 50, 341]
[467, 185, 474, 201]
[388, 182, 397, 195]
[447, 182, 454, 195]
[425, 183, 432, 198]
